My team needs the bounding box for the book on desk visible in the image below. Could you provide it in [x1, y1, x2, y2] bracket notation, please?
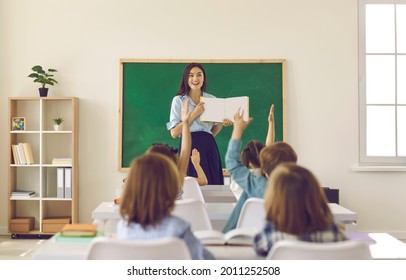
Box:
[194, 228, 257, 246]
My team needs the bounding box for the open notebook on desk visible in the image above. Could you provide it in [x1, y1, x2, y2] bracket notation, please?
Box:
[194, 228, 258, 246]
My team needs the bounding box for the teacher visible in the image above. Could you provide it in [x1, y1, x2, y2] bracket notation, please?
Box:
[166, 62, 231, 185]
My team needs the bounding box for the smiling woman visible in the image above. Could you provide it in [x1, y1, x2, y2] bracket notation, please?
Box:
[166, 62, 229, 185]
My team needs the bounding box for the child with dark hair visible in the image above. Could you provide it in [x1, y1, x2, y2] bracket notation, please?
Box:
[223, 105, 297, 233]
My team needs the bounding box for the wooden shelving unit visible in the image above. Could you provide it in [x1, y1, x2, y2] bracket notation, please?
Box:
[8, 97, 79, 238]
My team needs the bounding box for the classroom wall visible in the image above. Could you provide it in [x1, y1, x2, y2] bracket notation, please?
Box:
[1, 0, 406, 237]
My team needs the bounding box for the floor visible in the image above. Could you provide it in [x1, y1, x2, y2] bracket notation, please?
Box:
[0, 235, 47, 260]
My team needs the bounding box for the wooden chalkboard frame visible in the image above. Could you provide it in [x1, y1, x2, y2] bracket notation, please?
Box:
[119, 59, 286, 171]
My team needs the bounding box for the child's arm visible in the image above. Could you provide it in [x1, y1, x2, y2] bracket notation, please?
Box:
[226, 109, 266, 197]
[265, 104, 275, 146]
[178, 99, 191, 186]
[190, 149, 208, 186]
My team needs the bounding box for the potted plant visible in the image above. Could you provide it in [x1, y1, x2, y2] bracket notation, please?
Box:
[28, 65, 58, 97]
[53, 117, 64, 131]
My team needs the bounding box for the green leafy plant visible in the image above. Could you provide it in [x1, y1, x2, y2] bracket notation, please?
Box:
[28, 65, 58, 88]
[53, 117, 64, 125]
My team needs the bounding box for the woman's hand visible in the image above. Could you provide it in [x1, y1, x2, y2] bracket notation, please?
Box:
[191, 102, 205, 119]
[223, 119, 233, 126]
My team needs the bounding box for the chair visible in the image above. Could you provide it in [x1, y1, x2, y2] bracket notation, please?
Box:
[172, 198, 213, 231]
[85, 236, 192, 260]
[266, 239, 372, 260]
[236, 197, 265, 230]
[182, 176, 205, 202]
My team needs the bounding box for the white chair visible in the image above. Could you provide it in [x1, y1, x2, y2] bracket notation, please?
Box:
[236, 197, 265, 230]
[182, 176, 205, 202]
[266, 239, 372, 260]
[172, 198, 213, 231]
[85, 236, 192, 260]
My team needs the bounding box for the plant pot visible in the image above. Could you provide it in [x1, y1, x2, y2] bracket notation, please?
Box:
[54, 124, 63, 131]
[39, 88, 49, 97]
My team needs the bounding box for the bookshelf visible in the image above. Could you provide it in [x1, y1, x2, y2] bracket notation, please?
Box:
[8, 97, 79, 238]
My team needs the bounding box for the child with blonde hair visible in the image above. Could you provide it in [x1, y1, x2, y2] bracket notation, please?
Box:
[253, 163, 347, 256]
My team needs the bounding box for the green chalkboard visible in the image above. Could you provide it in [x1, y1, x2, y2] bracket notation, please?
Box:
[119, 59, 286, 171]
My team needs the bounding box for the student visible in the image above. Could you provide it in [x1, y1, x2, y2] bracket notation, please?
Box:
[190, 148, 208, 186]
[229, 140, 264, 200]
[223, 108, 297, 233]
[229, 105, 274, 199]
[166, 62, 232, 185]
[253, 163, 348, 256]
[117, 153, 214, 260]
[148, 99, 191, 199]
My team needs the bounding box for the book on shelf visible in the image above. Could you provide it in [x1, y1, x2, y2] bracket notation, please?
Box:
[200, 96, 249, 123]
[11, 190, 36, 198]
[64, 167, 72, 198]
[57, 168, 65, 198]
[11, 145, 19, 164]
[194, 227, 258, 246]
[11, 143, 35, 165]
[61, 223, 98, 237]
[17, 143, 27, 165]
[52, 158, 72, 165]
[22, 143, 34, 164]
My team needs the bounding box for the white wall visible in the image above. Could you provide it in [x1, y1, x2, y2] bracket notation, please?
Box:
[1, 0, 406, 237]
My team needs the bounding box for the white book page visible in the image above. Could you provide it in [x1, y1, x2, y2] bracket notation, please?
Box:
[224, 96, 249, 121]
[200, 97, 225, 122]
[194, 228, 258, 245]
[194, 230, 226, 245]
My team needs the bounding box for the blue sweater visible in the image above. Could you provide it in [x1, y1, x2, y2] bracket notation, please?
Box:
[222, 139, 268, 233]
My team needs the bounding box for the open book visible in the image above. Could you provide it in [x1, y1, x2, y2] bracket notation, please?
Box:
[194, 227, 258, 246]
[200, 96, 249, 123]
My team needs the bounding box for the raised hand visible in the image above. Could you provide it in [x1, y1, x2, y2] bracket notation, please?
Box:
[231, 108, 253, 140]
[190, 148, 200, 166]
[266, 104, 275, 146]
[268, 104, 274, 124]
[181, 99, 191, 123]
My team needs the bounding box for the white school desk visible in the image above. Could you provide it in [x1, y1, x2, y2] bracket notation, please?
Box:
[32, 233, 406, 260]
[92, 202, 356, 234]
[200, 185, 237, 203]
[92, 202, 235, 233]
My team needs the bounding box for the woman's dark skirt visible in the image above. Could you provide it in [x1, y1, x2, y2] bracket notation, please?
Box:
[179, 131, 224, 185]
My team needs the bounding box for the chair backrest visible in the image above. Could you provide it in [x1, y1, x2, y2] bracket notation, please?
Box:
[236, 197, 265, 230]
[85, 236, 192, 260]
[266, 239, 372, 260]
[182, 176, 205, 202]
[172, 198, 213, 231]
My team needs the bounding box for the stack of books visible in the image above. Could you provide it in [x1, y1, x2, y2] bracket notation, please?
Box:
[11, 143, 34, 165]
[11, 190, 36, 198]
[61, 223, 98, 237]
